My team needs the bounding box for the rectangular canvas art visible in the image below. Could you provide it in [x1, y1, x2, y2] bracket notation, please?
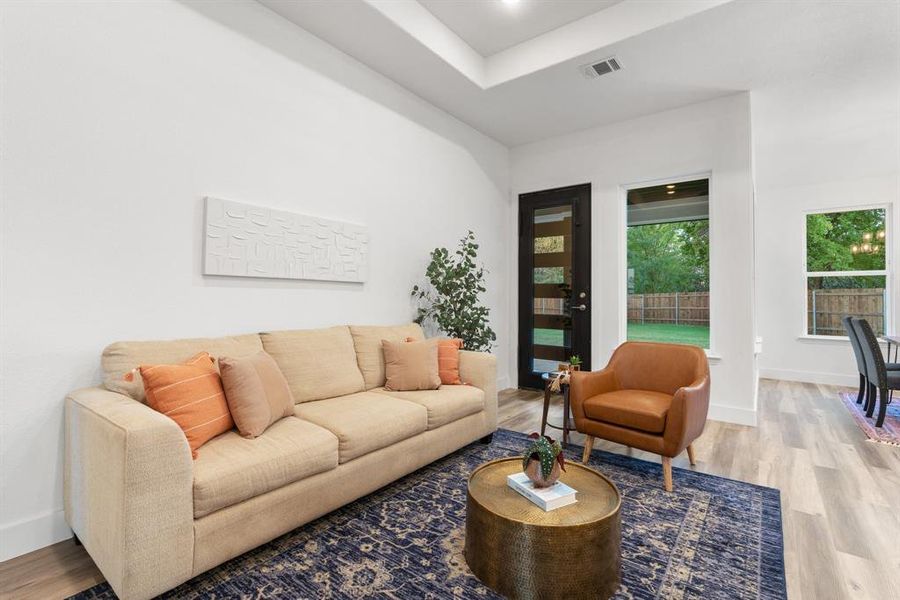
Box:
[203, 197, 368, 282]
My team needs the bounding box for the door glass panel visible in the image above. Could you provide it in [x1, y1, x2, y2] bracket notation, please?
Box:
[532, 205, 573, 374]
[534, 267, 565, 283]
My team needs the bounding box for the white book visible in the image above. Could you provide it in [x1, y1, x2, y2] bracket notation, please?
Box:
[506, 472, 578, 511]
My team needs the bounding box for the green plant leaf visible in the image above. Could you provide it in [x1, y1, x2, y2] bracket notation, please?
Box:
[410, 231, 496, 353]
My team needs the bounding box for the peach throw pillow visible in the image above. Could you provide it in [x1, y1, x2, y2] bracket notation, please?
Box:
[383, 339, 441, 391]
[219, 351, 295, 438]
[406, 337, 463, 385]
[126, 352, 233, 458]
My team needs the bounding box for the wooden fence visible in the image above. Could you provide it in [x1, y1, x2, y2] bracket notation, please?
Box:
[627, 292, 709, 326]
[623, 288, 885, 335]
[807, 288, 885, 336]
[534, 297, 565, 316]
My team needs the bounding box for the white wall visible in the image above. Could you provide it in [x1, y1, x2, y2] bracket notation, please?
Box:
[754, 72, 900, 386]
[510, 93, 757, 426]
[0, 0, 510, 560]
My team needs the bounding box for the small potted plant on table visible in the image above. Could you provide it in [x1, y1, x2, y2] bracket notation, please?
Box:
[523, 433, 566, 488]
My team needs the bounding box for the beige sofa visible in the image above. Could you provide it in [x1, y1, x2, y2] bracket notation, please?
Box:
[64, 323, 497, 600]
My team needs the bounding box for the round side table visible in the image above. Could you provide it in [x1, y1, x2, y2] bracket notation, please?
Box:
[464, 457, 621, 600]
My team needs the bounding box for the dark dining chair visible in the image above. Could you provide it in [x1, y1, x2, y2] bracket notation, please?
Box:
[842, 316, 868, 405]
[851, 317, 895, 427]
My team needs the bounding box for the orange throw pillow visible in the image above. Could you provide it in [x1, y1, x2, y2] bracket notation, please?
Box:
[126, 352, 233, 458]
[406, 337, 464, 385]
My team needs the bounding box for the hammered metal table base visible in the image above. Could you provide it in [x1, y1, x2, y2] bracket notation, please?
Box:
[464, 458, 621, 600]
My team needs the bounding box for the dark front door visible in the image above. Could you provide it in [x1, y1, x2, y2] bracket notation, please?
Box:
[518, 184, 592, 389]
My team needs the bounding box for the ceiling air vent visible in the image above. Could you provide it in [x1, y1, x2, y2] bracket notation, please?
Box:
[581, 56, 622, 79]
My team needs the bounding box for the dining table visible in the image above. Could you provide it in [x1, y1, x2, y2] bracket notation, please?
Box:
[879, 334, 900, 362]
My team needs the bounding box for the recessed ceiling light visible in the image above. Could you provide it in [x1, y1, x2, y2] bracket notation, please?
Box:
[667, 190, 675, 194]
[666, 185, 675, 189]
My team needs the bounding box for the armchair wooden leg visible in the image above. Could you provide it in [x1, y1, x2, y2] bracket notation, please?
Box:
[582, 435, 595, 464]
[686, 444, 696, 466]
[662, 457, 673, 492]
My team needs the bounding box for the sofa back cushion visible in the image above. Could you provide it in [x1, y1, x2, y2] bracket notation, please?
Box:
[103, 333, 264, 402]
[261, 326, 365, 403]
[350, 323, 425, 389]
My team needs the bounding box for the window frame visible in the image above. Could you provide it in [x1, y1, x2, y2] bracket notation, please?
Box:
[618, 171, 715, 355]
[800, 204, 892, 340]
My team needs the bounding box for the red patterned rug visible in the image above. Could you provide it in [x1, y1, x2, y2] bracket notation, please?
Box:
[839, 391, 900, 446]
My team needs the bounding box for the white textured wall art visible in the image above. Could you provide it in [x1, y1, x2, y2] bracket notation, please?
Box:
[203, 197, 368, 282]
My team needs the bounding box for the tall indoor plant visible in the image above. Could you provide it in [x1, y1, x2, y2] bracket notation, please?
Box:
[411, 230, 496, 352]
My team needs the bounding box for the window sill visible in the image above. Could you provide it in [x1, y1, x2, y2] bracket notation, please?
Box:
[797, 335, 851, 343]
[798, 334, 889, 346]
[705, 350, 722, 363]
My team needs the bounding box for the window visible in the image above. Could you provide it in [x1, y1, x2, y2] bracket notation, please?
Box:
[625, 178, 710, 348]
[805, 207, 888, 336]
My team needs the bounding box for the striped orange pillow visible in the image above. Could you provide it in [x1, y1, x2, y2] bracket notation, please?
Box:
[406, 337, 464, 385]
[126, 352, 233, 458]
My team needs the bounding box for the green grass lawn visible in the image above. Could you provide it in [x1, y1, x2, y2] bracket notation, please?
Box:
[533, 324, 709, 349]
[534, 328, 565, 346]
[627, 323, 709, 348]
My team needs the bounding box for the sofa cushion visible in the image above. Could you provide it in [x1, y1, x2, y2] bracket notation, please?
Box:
[294, 392, 427, 463]
[374, 385, 484, 429]
[102, 333, 263, 402]
[261, 326, 365, 403]
[350, 323, 425, 389]
[582, 390, 671, 434]
[193, 417, 339, 518]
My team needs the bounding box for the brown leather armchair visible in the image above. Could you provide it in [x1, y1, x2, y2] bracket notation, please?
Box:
[570, 341, 710, 491]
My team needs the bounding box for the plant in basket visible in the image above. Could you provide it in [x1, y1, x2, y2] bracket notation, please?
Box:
[522, 433, 566, 488]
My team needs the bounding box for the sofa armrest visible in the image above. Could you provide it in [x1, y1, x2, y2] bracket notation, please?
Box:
[663, 376, 711, 456]
[65, 387, 194, 600]
[459, 350, 497, 431]
[570, 368, 618, 421]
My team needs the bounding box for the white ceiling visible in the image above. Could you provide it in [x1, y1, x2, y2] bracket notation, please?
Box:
[259, 0, 900, 147]
[418, 0, 623, 57]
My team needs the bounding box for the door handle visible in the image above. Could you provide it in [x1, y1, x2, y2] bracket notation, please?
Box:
[574, 304, 587, 311]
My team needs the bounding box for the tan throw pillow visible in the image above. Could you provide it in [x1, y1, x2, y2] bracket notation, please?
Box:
[219, 351, 295, 438]
[382, 339, 441, 391]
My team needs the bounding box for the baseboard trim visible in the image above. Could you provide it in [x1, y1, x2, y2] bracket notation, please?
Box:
[0, 509, 70, 562]
[708, 403, 757, 427]
[496, 375, 509, 391]
[759, 368, 857, 387]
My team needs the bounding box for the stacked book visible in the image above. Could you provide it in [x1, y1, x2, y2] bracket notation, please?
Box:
[507, 472, 578, 511]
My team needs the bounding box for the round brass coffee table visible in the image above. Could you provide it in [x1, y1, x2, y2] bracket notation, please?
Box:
[464, 457, 621, 600]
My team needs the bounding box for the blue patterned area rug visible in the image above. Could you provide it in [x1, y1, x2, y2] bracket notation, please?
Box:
[70, 429, 785, 599]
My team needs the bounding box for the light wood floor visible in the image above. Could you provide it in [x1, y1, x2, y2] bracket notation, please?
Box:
[2, 379, 898, 599]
